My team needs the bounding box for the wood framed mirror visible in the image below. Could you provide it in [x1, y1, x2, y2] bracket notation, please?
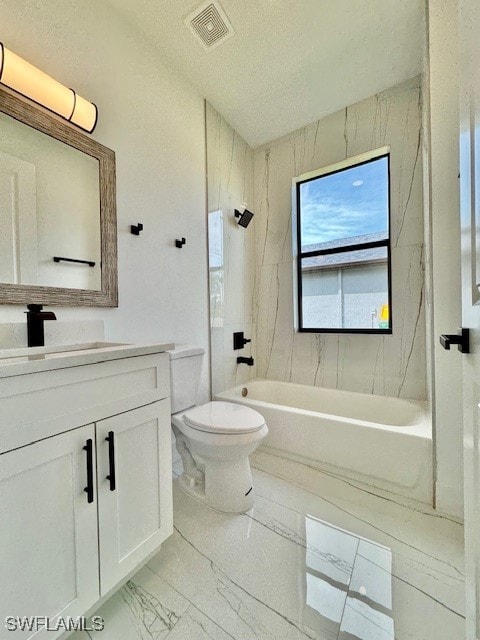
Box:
[0, 85, 117, 307]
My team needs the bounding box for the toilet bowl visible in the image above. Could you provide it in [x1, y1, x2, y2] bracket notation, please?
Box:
[172, 401, 268, 513]
[168, 346, 268, 513]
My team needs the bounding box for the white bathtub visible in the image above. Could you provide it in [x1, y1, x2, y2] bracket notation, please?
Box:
[215, 379, 432, 503]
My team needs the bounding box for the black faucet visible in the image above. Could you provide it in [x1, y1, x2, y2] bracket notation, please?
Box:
[25, 304, 57, 347]
[233, 331, 252, 350]
[237, 356, 254, 366]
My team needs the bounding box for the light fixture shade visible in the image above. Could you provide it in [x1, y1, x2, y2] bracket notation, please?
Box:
[70, 93, 97, 131]
[0, 43, 97, 133]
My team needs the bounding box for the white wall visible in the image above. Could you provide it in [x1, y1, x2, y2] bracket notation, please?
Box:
[252, 78, 426, 401]
[0, 0, 210, 401]
[426, 0, 463, 518]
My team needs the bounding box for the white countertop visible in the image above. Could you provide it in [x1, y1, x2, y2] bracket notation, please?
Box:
[0, 342, 174, 378]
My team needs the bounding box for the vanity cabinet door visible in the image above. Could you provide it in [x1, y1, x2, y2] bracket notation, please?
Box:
[96, 400, 173, 596]
[0, 424, 100, 639]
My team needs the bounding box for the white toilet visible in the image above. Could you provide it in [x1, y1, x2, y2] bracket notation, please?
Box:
[169, 346, 268, 513]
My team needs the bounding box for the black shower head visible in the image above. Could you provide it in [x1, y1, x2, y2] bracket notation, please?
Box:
[234, 208, 254, 228]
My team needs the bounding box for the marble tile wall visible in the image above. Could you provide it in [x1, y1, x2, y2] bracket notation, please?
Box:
[252, 77, 426, 400]
[206, 103, 256, 395]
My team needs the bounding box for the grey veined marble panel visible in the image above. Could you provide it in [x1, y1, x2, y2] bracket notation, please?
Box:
[252, 77, 426, 400]
[206, 103, 255, 395]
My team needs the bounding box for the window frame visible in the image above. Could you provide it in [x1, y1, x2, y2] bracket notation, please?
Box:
[292, 147, 392, 335]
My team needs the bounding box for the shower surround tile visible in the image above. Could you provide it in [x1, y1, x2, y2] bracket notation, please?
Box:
[252, 77, 426, 400]
[206, 103, 256, 394]
[74, 450, 464, 640]
[254, 244, 425, 398]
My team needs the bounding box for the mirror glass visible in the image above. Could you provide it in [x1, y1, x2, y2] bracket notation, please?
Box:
[0, 111, 101, 291]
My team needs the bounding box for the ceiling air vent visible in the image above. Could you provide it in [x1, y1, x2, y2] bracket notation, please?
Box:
[185, 1, 234, 51]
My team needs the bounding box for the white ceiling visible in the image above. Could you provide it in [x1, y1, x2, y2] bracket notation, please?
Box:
[106, 0, 424, 147]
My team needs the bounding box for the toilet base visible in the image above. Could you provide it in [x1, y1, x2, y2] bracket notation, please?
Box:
[172, 412, 268, 514]
[177, 457, 255, 514]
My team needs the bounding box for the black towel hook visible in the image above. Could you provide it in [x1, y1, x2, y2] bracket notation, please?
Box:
[131, 223, 143, 235]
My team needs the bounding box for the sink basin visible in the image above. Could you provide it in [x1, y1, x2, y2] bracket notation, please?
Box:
[0, 342, 128, 363]
[0, 341, 174, 376]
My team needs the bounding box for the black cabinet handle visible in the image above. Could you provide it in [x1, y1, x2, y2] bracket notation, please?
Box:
[439, 328, 470, 354]
[83, 439, 94, 504]
[105, 431, 116, 491]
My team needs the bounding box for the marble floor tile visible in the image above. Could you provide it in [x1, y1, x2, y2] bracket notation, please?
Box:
[339, 540, 394, 640]
[80, 449, 465, 640]
[71, 565, 233, 640]
[249, 451, 465, 639]
[156, 485, 341, 639]
[150, 526, 320, 640]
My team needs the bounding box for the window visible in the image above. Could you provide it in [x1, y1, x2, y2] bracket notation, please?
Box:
[293, 148, 391, 334]
[208, 210, 224, 328]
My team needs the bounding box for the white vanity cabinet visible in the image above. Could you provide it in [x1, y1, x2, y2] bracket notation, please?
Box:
[0, 424, 100, 637]
[96, 399, 172, 594]
[0, 345, 173, 639]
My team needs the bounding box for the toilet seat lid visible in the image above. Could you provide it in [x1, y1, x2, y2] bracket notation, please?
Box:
[183, 401, 266, 434]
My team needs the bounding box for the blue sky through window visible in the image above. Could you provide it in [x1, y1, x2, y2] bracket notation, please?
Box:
[299, 156, 389, 249]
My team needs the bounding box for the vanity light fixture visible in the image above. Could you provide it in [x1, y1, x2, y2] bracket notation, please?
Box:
[0, 43, 98, 133]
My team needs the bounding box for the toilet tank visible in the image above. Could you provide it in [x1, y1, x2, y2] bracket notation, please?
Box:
[168, 345, 205, 413]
